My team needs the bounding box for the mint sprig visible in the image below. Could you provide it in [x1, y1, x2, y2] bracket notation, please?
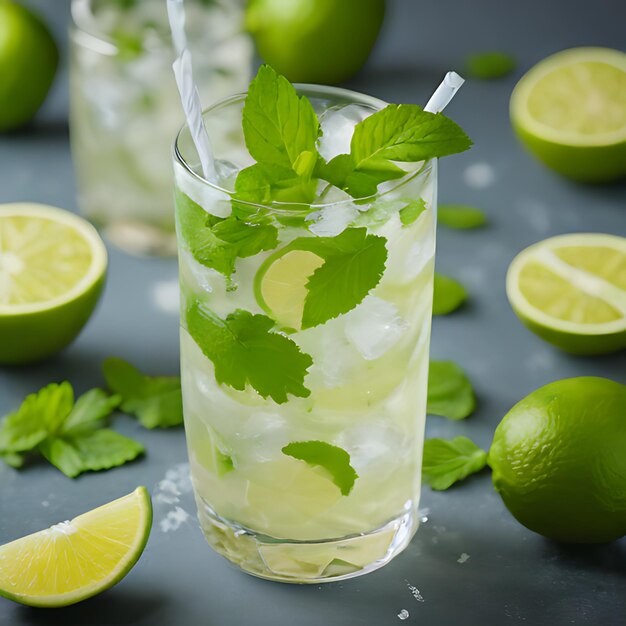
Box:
[439, 204, 487, 229]
[286, 227, 388, 328]
[177, 190, 278, 278]
[422, 437, 487, 490]
[466, 52, 516, 80]
[103, 358, 183, 429]
[186, 304, 313, 403]
[0, 383, 143, 478]
[237, 65, 321, 205]
[282, 440, 358, 496]
[428, 360, 476, 420]
[433, 272, 467, 315]
[317, 104, 472, 199]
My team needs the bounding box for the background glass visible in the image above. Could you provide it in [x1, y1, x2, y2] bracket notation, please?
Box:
[70, 0, 252, 256]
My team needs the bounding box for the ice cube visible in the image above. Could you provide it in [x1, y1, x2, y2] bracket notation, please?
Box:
[306, 203, 359, 237]
[344, 296, 408, 360]
[336, 423, 404, 475]
[318, 104, 371, 161]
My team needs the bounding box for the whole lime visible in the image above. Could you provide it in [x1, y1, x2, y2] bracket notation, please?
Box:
[489, 377, 626, 544]
[0, 0, 59, 131]
[246, 0, 385, 85]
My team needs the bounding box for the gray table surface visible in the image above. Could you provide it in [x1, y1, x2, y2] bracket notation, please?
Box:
[1, 1, 625, 624]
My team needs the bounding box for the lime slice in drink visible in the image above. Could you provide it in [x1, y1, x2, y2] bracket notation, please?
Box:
[0, 203, 107, 364]
[510, 47, 626, 182]
[0, 487, 152, 607]
[506, 233, 626, 354]
[254, 246, 324, 330]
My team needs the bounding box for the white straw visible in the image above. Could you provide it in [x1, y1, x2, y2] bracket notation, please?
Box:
[424, 71, 465, 114]
[167, 0, 216, 180]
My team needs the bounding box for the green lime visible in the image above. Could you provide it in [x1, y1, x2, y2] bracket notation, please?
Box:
[0, 486, 152, 607]
[489, 378, 626, 544]
[510, 47, 626, 182]
[254, 245, 324, 330]
[0, 0, 59, 131]
[506, 233, 626, 355]
[0, 203, 108, 364]
[246, 0, 385, 85]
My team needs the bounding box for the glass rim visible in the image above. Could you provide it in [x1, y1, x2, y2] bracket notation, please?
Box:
[173, 85, 434, 212]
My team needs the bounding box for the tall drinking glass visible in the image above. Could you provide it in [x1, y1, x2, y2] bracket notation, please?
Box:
[70, 0, 252, 256]
[174, 86, 437, 582]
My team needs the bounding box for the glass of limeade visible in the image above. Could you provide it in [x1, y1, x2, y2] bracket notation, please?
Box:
[70, 0, 252, 256]
[173, 84, 438, 582]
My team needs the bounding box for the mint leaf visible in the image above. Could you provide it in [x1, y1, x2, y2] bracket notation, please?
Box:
[284, 228, 387, 329]
[466, 52, 516, 79]
[351, 104, 472, 166]
[315, 154, 406, 199]
[433, 273, 467, 315]
[439, 204, 486, 229]
[282, 441, 358, 496]
[62, 389, 121, 435]
[103, 358, 183, 428]
[422, 437, 487, 490]
[0, 382, 73, 453]
[186, 304, 312, 403]
[0, 451, 24, 468]
[400, 198, 427, 226]
[176, 190, 278, 277]
[242, 64, 320, 172]
[317, 104, 471, 199]
[40, 430, 144, 479]
[427, 360, 476, 420]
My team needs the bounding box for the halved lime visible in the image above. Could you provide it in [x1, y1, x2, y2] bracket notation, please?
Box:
[510, 47, 626, 182]
[0, 203, 107, 364]
[254, 246, 324, 330]
[0, 487, 152, 607]
[506, 233, 626, 354]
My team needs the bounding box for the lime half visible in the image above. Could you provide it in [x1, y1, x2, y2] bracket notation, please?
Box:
[254, 246, 324, 330]
[0, 487, 152, 607]
[0, 203, 107, 364]
[506, 233, 626, 354]
[510, 47, 626, 182]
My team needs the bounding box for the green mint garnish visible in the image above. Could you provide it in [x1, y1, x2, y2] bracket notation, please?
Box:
[287, 227, 388, 328]
[0, 382, 143, 478]
[422, 437, 487, 490]
[399, 198, 427, 226]
[439, 204, 487, 229]
[177, 189, 278, 277]
[186, 304, 313, 403]
[282, 441, 358, 496]
[465, 52, 516, 80]
[39, 430, 144, 479]
[317, 104, 472, 199]
[427, 360, 476, 420]
[433, 272, 467, 315]
[103, 358, 183, 429]
[237, 64, 321, 205]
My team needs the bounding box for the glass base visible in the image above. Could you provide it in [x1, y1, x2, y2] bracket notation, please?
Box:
[104, 220, 177, 257]
[195, 496, 419, 583]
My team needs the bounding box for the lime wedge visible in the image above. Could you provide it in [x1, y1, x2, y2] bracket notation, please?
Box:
[506, 233, 626, 354]
[0, 203, 107, 364]
[510, 47, 626, 182]
[0, 487, 152, 607]
[254, 246, 324, 330]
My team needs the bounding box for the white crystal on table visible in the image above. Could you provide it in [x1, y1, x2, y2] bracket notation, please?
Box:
[344, 296, 408, 360]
